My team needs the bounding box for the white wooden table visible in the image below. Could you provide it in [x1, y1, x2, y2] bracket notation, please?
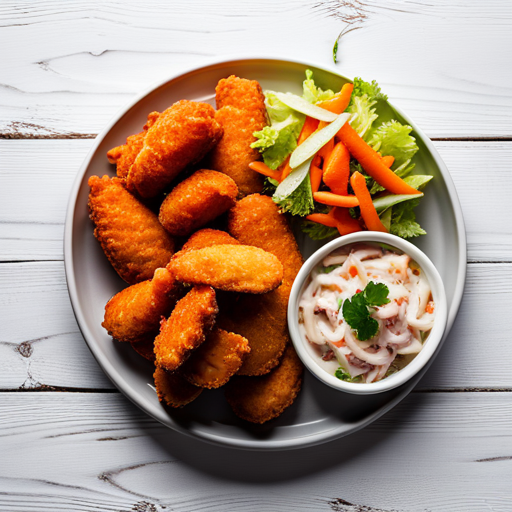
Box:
[1, 1, 511, 510]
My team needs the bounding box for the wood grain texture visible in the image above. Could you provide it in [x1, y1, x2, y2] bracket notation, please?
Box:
[1, 140, 511, 262]
[1, 0, 511, 138]
[1, 261, 511, 390]
[0, 392, 511, 511]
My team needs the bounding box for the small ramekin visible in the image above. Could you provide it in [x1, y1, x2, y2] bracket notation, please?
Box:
[288, 232, 448, 394]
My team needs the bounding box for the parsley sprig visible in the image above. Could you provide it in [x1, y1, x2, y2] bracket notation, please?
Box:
[342, 281, 390, 341]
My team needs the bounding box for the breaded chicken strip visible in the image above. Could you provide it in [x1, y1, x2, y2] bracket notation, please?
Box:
[88, 175, 175, 284]
[154, 285, 218, 372]
[107, 112, 160, 179]
[218, 286, 289, 376]
[181, 328, 250, 389]
[228, 194, 304, 287]
[224, 344, 303, 424]
[209, 76, 267, 197]
[220, 194, 303, 375]
[102, 267, 181, 343]
[127, 100, 223, 198]
[168, 245, 283, 294]
[180, 229, 240, 253]
[159, 170, 238, 236]
[154, 367, 202, 408]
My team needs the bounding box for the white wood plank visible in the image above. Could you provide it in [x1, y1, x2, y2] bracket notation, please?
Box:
[1, 139, 510, 262]
[0, 392, 510, 511]
[1, 0, 511, 137]
[0, 261, 511, 390]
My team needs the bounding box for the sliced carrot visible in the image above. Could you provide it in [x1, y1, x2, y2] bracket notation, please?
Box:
[248, 161, 282, 181]
[278, 156, 292, 182]
[310, 164, 323, 193]
[381, 155, 394, 168]
[350, 171, 388, 232]
[318, 83, 354, 114]
[305, 213, 337, 228]
[313, 191, 359, 208]
[318, 136, 334, 163]
[337, 123, 421, 196]
[297, 116, 319, 145]
[322, 141, 350, 195]
[330, 207, 362, 235]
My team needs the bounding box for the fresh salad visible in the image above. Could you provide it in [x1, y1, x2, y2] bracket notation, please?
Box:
[248, 71, 432, 240]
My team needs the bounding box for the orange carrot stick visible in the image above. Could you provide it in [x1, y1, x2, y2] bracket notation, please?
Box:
[310, 164, 323, 193]
[297, 116, 319, 145]
[305, 213, 337, 228]
[350, 171, 388, 232]
[313, 191, 359, 208]
[381, 155, 394, 168]
[278, 156, 292, 182]
[322, 141, 351, 195]
[330, 207, 362, 235]
[318, 83, 354, 114]
[337, 123, 421, 196]
[248, 161, 282, 181]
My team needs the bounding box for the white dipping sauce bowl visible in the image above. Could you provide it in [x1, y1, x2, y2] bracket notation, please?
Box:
[288, 232, 448, 394]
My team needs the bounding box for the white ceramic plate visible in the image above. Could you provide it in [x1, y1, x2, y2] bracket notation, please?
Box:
[64, 57, 466, 450]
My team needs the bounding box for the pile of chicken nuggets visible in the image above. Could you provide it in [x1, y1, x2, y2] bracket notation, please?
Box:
[89, 76, 304, 424]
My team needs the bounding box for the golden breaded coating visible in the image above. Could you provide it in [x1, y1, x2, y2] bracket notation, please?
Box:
[180, 229, 239, 253]
[127, 100, 223, 198]
[228, 194, 304, 286]
[181, 328, 250, 389]
[168, 245, 283, 294]
[131, 337, 156, 362]
[102, 268, 181, 343]
[159, 170, 238, 236]
[215, 75, 267, 113]
[224, 344, 303, 424]
[221, 194, 304, 375]
[217, 285, 289, 376]
[107, 112, 160, 179]
[154, 367, 202, 408]
[88, 175, 175, 284]
[209, 76, 268, 197]
[154, 285, 218, 372]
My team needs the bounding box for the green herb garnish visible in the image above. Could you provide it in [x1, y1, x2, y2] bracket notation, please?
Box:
[318, 264, 341, 274]
[342, 281, 390, 341]
[335, 368, 362, 382]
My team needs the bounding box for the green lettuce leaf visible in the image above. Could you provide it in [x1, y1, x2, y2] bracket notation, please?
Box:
[351, 78, 388, 103]
[303, 69, 336, 104]
[273, 171, 314, 216]
[252, 114, 302, 170]
[367, 120, 419, 168]
[390, 198, 426, 238]
[347, 95, 379, 140]
[301, 220, 338, 240]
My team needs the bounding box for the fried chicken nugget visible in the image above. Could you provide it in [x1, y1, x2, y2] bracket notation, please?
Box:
[102, 267, 181, 343]
[159, 170, 238, 236]
[127, 100, 223, 198]
[217, 286, 289, 376]
[228, 194, 304, 287]
[181, 328, 250, 389]
[219, 194, 304, 375]
[107, 112, 160, 179]
[154, 367, 202, 408]
[154, 285, 218, 371]
[88, 175, 175, 284]
[168, 245, 283, 294]
[180, 229, 239, 253]
[209, 76, 267, 197]
[224, 344, 304, 424]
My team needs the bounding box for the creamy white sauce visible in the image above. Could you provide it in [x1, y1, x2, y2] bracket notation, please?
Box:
[299, 243, 435, 383]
